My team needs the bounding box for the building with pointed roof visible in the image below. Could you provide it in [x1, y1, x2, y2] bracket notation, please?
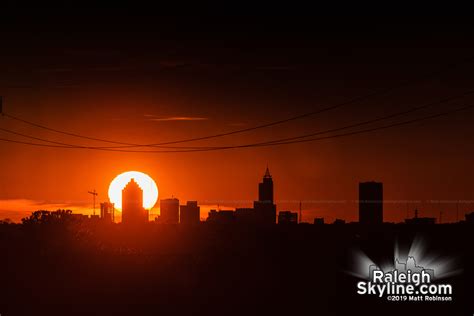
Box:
[122, 178, 148, 225]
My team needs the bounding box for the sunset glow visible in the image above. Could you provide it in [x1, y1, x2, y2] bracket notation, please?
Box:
[108, 171, 158, 210]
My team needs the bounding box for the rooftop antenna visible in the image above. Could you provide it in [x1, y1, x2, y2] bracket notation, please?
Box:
[264, 164, 271, 178]
[88, 189, 98, 216]
[456, 200, 459, 222]
[299, 201, 302, 224]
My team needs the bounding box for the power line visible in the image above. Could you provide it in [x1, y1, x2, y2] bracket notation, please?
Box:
[1, 90, 473, 151]
[0, 126, 208, 150]
[2, 57, 473, 148]
[1, 104, 472, 153]
[142, 104, 474, 152]
[264, 105, 474, 147]
[2, 113, 137, 146]
[93, 90, 474, 150]
[232, 91, 474, 147]
[147, 104, 474, 153]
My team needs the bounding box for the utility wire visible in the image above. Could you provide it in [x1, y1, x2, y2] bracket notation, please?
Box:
[134, 104, 474, 153]
[0, 127, 209, 150]
[1, 89, 473, 151]
[94, 90, 474, 149]
[2, 57, 473, 148]
[1, 104, 471, 153]
[2, 113, 136, 146]
[229, 91, 474, 147]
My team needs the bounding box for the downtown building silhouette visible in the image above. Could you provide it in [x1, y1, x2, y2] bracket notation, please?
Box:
[253, 167, 277, 224]
[405, 208, 436, 224]
[100, 202, 115, 222]
[207, 209, 235, 223]
[160, 198, 179, 224]
[122, 178, 148, 225]
[359, 181, 383, 224]
[180, 201, 200, 224]
[466, 212, 474, 223]
[207, 167, 277, 224]
[314, 217, 324, 225]
[278, 211, 298, 224]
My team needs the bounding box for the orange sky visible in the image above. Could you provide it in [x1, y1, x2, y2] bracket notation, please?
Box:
[1, 86, 473, 224]
[1, 20, 474, 224]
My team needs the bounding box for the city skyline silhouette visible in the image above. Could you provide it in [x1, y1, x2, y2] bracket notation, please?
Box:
[1, 19, 474, 226]
[51, 166, 471, 226]
[0, 14, 473, 316]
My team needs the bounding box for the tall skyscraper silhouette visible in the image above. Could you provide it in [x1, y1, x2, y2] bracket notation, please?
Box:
[160, 198, 179, 224]
[122, 178, 148, 225]
[359, 181, 383, 224]
[254, 167, 277, 224]
[258, 166, 273, 203]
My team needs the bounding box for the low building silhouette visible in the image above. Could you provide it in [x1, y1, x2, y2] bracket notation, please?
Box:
[359, 181, 383, 224]
[100, 202, 115, 222]
[278, 211, 298, 224]
[70, 213, 88, 221]
[314, 217, 324, 225]
[465, 212, 474, 223]
[122, 178, 148, 225]
[333, 219, 346, 225]
[405, 209, 436, 225]
[405, 217, 436, 224]
[160, 198, 179, 224]
[207, 209, 235, 223]
[180, 201, 200, 224]
[235, 208, 256, 224]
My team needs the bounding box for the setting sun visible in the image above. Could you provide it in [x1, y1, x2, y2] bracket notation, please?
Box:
[108, 171, 159, 210]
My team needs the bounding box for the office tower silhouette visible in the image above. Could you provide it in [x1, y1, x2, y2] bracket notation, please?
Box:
[259, 166, 273, 203]
[359, 181, 383, 224]
[122, 178, 148, 225]
[180, 201, 200, 224]
[254, 167, 277, 224]
[100, 202, 115, 222]
[160, 198, 179, 224]
[278, 211, 298, 224]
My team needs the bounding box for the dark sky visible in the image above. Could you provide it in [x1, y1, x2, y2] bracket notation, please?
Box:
[1, 15, 473, 223]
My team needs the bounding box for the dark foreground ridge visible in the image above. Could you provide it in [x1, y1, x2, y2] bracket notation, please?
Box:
[0, 218, 472, 316]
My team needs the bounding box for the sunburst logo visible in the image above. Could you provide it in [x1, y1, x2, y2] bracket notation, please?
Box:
[349, 236, 461, 302]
